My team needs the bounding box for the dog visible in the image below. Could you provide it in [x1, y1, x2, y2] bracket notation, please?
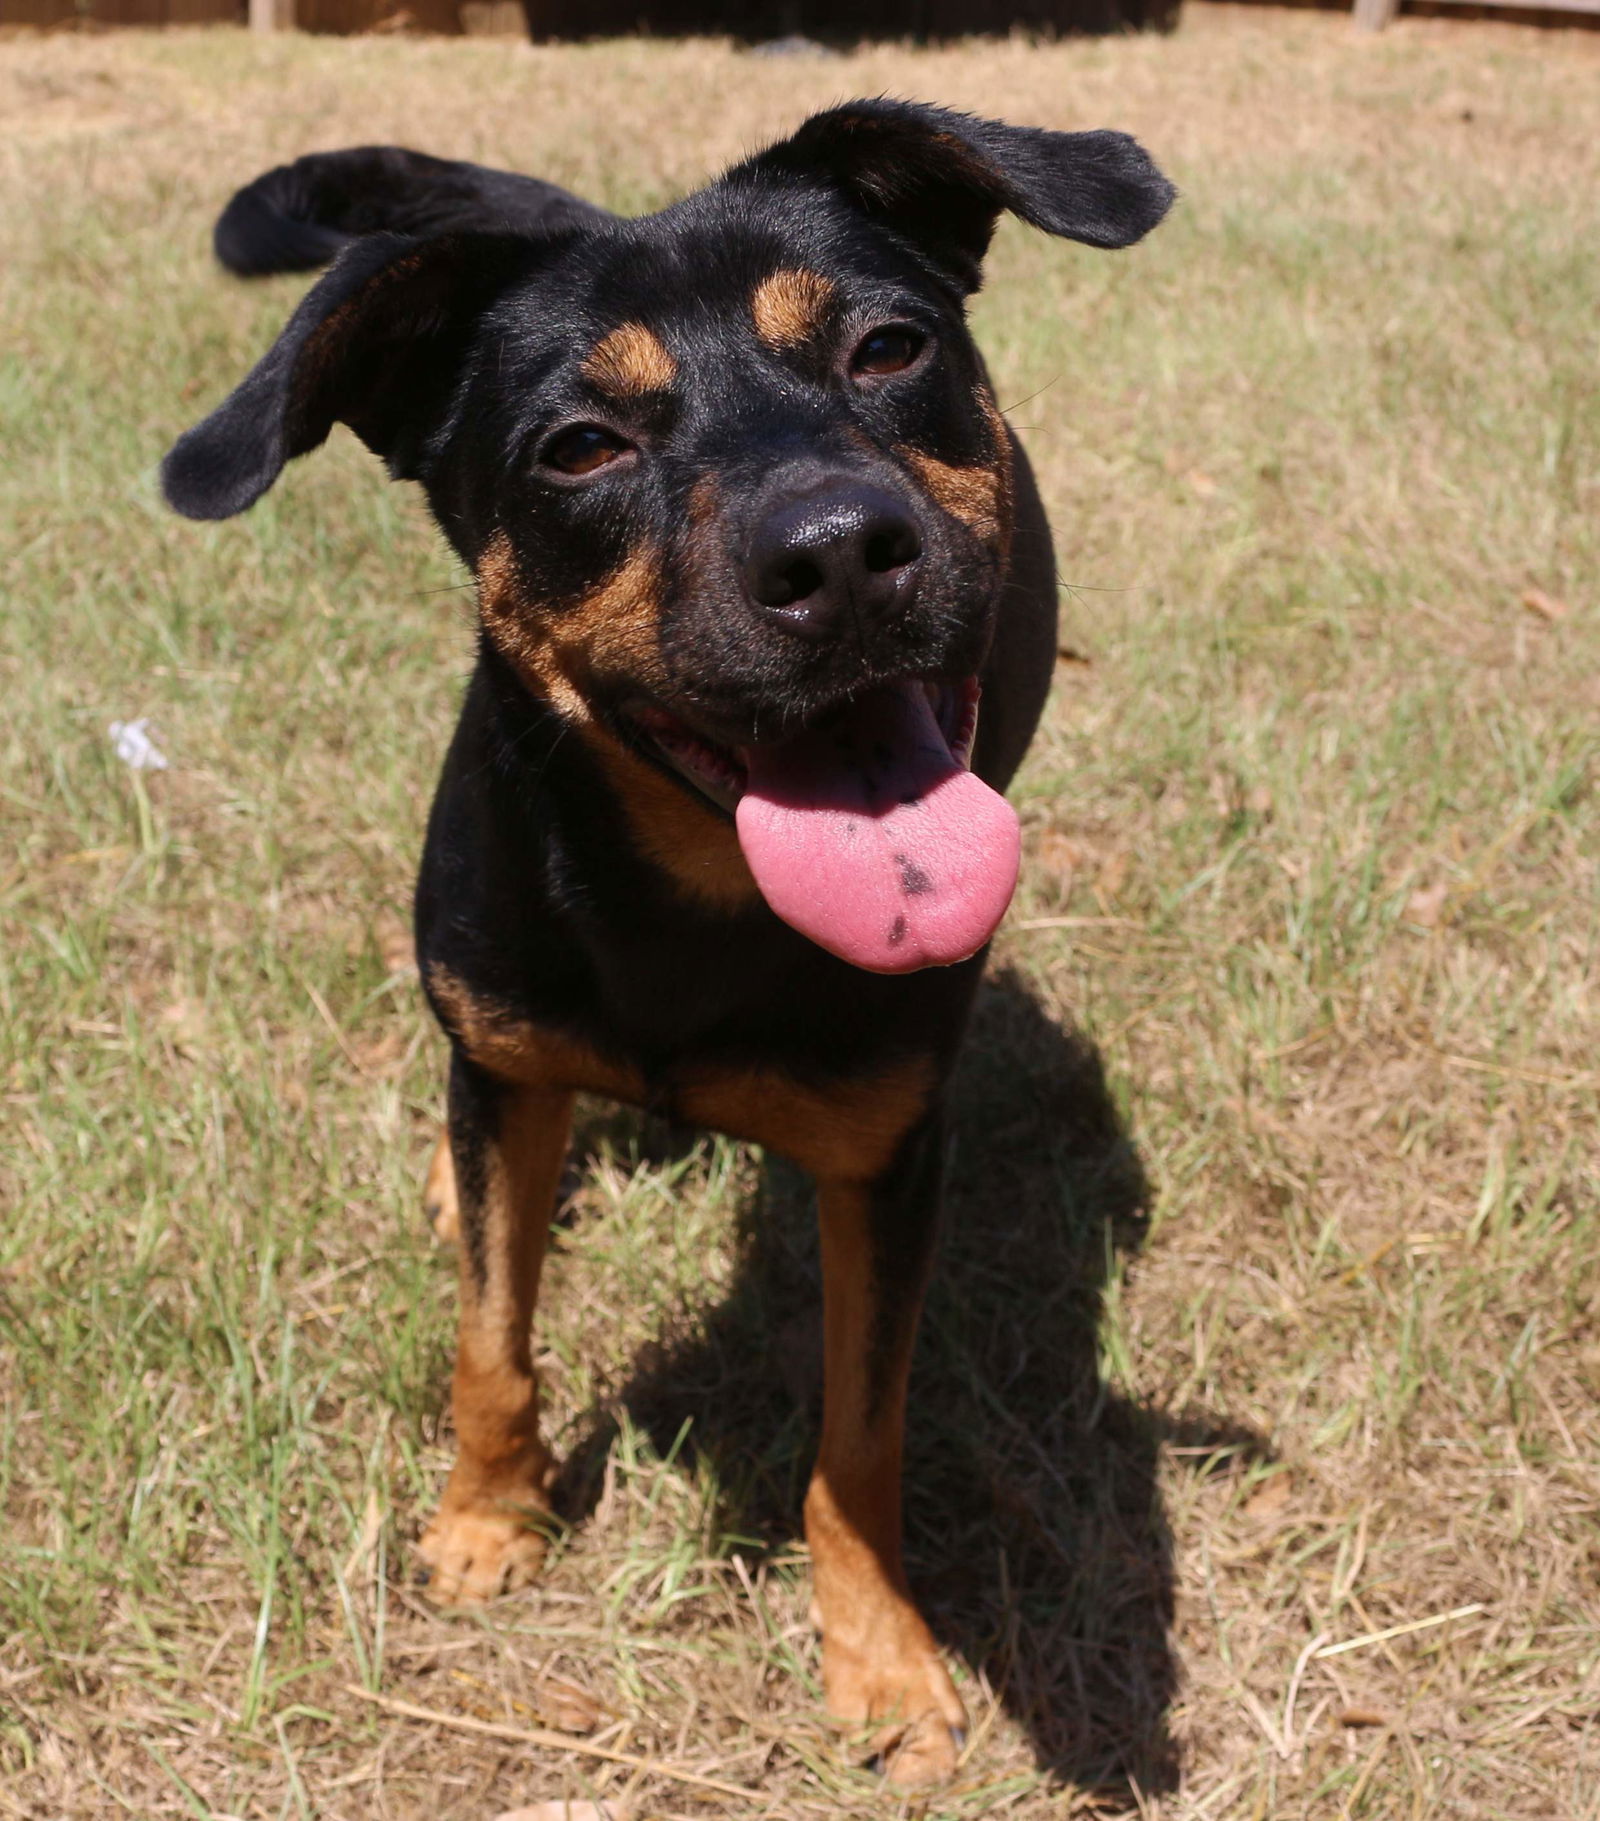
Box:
[163, 105, 1172, 1786]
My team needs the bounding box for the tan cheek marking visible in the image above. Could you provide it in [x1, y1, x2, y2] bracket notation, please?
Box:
[751, 269, 837, 350]
[527, 549, 759, 911]
[902, 449, 1006, 548]
[687, 473, 720, 529]
[897, 378, 1018, 557]
[476, 531, 666, 713]
[560, 545, 666, 683]
[473, 533, 759, 914]
[475, 534, 587, 722]
[676, 1054, 936, 1182]
[427, 963, 647, 1100]
[474, 530, 525, 640]
[581, 322, 677, 398]
[979, 387, 1017, 550]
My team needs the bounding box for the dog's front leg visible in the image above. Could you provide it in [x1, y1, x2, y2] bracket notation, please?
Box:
[417, 1053, 572, 1603]
[807, 1113, 967, 1788]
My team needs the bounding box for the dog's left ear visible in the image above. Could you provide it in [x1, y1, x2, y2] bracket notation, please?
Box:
[162, 230, 539, 520]
[740, 99, 1175, 293]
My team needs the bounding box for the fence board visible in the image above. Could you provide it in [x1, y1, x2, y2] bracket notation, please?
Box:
[0, 0, 243, 21]
[519, 0, 1180, 37]
[1416, 0, 1600, 11]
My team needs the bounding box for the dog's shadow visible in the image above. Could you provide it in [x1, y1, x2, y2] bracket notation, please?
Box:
[552, 968, 1255, 1797]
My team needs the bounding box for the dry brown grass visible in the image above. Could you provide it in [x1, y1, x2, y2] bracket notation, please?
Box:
[2, 8, 1598, 1817]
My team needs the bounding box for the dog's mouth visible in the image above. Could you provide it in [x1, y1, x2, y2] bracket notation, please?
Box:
[628, 680, 978, 810]
[623, 677, 1019, 974]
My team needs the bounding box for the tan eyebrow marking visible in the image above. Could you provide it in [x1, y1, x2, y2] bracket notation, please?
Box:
[751, 269, 837, 350]
[581, 322, 677, 398]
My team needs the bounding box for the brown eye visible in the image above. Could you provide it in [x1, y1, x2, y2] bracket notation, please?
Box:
[541, 424, 631, 476]
[850, 326, 927, 379]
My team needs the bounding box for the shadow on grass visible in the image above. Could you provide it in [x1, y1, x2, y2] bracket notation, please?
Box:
[553, 967, 1264, 1799]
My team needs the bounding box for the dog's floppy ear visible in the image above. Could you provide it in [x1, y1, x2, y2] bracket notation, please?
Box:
[741, 99, 1174, 293]
[162, 231, 535, 520]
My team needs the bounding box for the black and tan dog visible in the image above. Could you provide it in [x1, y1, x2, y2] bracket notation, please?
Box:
[163, 105, 1171, 1786]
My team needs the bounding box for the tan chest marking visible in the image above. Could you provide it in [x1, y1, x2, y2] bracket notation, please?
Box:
[428, 964, 647, 1100]
[675, 1054, 936, 1184]
[751, 269, 837, 351]
[429, 963, 935, 1183]
[581, 322, 677, 399]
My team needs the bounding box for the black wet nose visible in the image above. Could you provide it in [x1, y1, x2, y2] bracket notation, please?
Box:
[742, 483, 923, 640]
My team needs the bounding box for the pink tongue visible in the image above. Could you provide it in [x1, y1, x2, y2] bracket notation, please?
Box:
[735, 683, 1020, 974]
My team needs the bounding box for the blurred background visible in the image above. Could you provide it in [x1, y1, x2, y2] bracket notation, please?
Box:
[5, 0, 1600, 43]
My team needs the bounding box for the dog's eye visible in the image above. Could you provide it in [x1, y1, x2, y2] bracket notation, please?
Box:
[850, 326, 927, 380]
[541, 425, 631, 476]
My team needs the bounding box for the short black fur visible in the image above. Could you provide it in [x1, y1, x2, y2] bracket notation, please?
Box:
[214, 145, 610, 278]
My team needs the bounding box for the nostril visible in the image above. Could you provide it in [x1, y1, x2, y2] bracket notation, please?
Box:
[767, 556, 824, 607]
[863, 523, 921, 575]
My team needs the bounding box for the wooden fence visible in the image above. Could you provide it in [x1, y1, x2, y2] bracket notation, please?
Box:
[518, 0, 1179, 36]
[0, 0, 459, 26]
[1354, 0, 1600, 22]
[3, 0, 237, 24]
[1, 0, 1183, 32]
[2, 0, 1594, 34]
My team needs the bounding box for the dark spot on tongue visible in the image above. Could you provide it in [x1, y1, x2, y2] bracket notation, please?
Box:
[889, 914, 908, 945]
[895, 855, 933, 896]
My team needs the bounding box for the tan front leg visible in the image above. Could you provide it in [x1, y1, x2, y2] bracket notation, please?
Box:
[807, 1120, 966, 1788]
[417, 1058, 573, 1604]
[422, 1129, 459, 1244]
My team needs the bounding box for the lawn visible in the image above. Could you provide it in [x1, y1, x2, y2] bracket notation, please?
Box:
[1, 8, 1598, 1817]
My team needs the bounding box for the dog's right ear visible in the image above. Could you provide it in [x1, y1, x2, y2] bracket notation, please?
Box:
[162, 231, 537, 520]
[739, 101, 1174, 296]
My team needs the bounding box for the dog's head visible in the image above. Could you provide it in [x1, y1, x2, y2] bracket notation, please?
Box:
[165, 102, 1172, 972]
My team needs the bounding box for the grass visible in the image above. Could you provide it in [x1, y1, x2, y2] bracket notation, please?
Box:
[2, 7, 1598, 1815]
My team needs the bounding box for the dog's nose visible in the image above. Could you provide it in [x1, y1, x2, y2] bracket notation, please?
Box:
[742, 483, 922, 640]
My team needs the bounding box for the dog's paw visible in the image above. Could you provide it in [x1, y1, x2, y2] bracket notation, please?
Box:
[422, 1133, 460, 1245]
[822, 1625, 968, 1788]
[416, 1499, 548, 1604]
